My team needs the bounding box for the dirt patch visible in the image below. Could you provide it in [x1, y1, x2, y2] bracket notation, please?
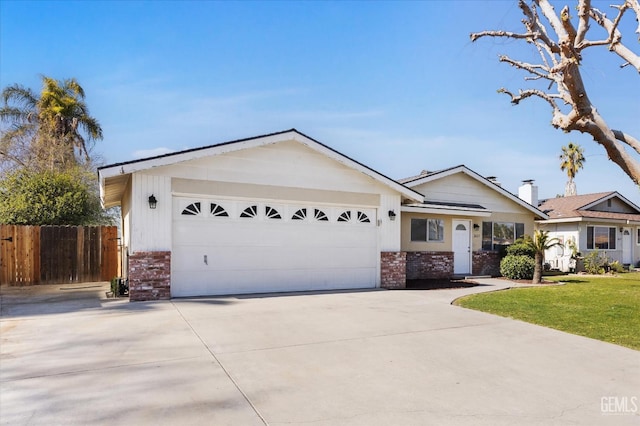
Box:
[406, 279, 479, 290]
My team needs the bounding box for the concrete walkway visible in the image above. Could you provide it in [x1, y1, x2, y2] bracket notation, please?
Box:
[0, 280, 638, 425]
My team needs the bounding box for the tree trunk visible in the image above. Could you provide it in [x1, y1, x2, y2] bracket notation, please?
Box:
[533, 252, 543, 284]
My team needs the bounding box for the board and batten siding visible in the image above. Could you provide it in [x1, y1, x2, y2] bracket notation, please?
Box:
[379, 193, 402, 251]
[130, 173, 172, 253]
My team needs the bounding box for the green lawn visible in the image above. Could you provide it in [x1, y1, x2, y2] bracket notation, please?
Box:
[455, 272, 640, 350]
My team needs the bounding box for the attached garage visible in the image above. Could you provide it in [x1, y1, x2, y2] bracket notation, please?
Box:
[172, 197, 378, 296]
[99, 129, 423, 300]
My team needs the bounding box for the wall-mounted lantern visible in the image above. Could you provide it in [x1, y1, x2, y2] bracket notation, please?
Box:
[473, 223, 480, 230]
[148, 194, 158, 210]
[388, 210, 397, 221]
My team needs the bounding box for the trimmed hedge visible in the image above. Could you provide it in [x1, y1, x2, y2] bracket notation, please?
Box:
[506, 239, 536, 258]
[500, 255, 535, 280]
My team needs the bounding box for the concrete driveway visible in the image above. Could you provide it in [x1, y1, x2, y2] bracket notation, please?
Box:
[0, 280, 638, 425]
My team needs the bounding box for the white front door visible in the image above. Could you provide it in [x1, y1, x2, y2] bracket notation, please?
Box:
[453, 220, 471, 275]
[622, 228, 632, 264]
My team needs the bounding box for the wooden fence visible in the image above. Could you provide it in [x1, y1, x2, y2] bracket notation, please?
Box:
[0, 225, 118, 285]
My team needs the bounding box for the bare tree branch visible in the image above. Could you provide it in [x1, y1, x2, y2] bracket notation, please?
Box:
[589, 4, 640, 72]
[471, 0, 640, 185]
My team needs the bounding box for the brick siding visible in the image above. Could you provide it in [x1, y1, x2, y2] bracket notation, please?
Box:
[380, 251, 406, 289]
[472, 250, 501, 276]
[129, 251, 171, 301]
[406, 251, 454, 279]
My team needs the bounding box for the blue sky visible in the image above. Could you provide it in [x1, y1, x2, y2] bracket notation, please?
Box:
[1, 0, 639, 204]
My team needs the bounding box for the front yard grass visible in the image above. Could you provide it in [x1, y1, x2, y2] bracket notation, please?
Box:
[454, 272, 640, 350]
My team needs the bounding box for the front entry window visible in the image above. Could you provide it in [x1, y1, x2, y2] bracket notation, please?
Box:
[482, 221, 525, 251]
[411, 218, 444, 242]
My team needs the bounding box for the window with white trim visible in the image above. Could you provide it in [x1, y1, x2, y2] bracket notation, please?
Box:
[292, 208, 307, 220]
[314, 209, 328, 221]
[482, 221, 525, 250]
[338, 211, 351, 222]
[356, 211, 370, 223]
[182, 202, 201, 216]
[587, 226, 616, 250]
[265, 206, 282, 219]
[411, 218, 444, 242]
[210, 203, 229, 217]
[240, 205, 258, 218]
[637, 228, 640, 245]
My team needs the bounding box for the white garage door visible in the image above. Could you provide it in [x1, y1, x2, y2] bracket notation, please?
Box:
[171, 197, 378, 297]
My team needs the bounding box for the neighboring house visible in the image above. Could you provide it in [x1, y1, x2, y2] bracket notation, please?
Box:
[537, 192, 640, 271]
[99, 129, 548, 301]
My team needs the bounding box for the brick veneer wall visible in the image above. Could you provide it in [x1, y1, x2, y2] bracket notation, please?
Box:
[406, 251, 454, 279]
[381, 252, 406, 289]
[129, 251, 171, 301]
[472, 251, 501, 276]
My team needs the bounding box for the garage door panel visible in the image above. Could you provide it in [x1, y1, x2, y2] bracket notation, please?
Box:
[172, 267, 376, 296]
[172, 198, 378, 297]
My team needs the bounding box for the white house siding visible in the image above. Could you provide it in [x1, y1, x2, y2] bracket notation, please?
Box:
[411, 173, 527, 214]
[129, 173, 172, 253]
[123, 140, 405, 296]
[379, 193, 402, 251]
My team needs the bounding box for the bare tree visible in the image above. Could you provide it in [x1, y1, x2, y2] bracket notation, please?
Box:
[471, 0, 640, 185]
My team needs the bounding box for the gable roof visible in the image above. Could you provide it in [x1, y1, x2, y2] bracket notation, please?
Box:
[98, 129, 424, 208]
[400, 165, 549, 219]
[538, 191, 640, 223]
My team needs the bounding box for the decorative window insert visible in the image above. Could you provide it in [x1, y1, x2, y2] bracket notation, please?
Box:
[292, 208, 307, 220]
[210, 203, 229, 217]
[587, 226, 616, 250]
[314, 209, 329, 221]
[338, 211, 352, 222]
[240, 205, 258, 218]
[265, 206, 282, 219]
[182, 202, 201, 216]
[356, 211, 370, 223]
[410, 218, 444, 242]
[481, 222, 525, 250]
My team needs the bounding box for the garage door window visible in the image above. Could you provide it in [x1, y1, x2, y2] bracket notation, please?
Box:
[357, 211, 370, 223]
[210, 203, 229, 217]
[265, 206, 282, 219]
[292, 208, 307, 220]
[182, 202, 201, 216]
[240, 205, 258, 218]
[338, 211, 351, 222]
[314, 209, 329, 221]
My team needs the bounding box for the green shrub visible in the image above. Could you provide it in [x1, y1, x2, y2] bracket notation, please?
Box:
[500, 255, 535, 280]
[506, 237, 536, 258]
[584, 250, 608, 274]
[609, 260, 625, 273]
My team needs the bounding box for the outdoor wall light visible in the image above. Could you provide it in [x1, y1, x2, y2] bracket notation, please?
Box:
[148, 194, 158, 210]
[473, 223, 480, 230]
[388, 210, 396, 221]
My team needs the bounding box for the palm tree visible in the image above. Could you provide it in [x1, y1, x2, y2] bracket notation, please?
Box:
[527, 230, 562, 284]
[559, 142, 585, 196]
[1, 76, 102, 171]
